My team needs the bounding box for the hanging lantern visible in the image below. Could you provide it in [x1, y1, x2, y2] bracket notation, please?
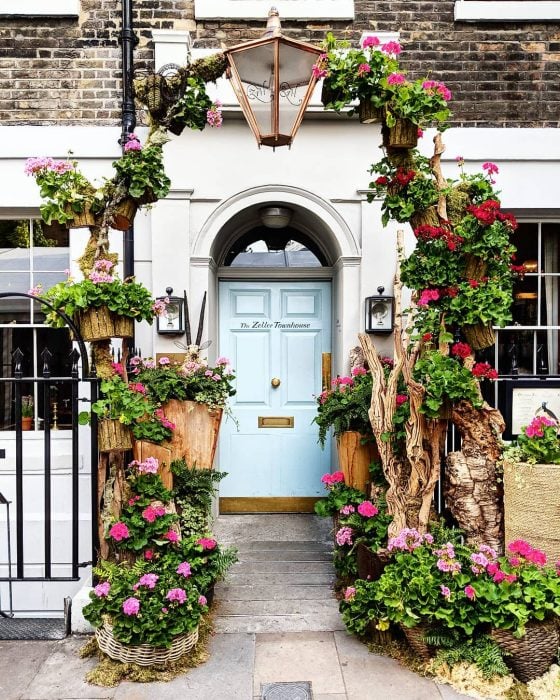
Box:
[224, 7, 323, 148]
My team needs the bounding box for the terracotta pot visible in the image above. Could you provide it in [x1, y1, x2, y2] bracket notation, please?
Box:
[77, 306, 134, 342]
[336, 432, 377, 493]
[21, 416, 33, 431]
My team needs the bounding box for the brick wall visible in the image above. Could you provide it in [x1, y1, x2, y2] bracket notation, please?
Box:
[0, 1, 558, 127]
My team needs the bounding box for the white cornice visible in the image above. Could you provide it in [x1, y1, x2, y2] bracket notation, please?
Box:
[455, 1, 560, 22]
[194, 0, 354, 20]
[0, 0, 79, 16]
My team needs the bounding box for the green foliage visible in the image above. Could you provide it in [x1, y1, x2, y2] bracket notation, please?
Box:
[314, 477, 365, 518]
[113, 134, 171, 202]
[172, 459, 227, 537]
[382, 76, 451, 129]
[426, 630, 510, 679]
[446, 278, 514, 328]
[313, 369, 373, 447]
[167, 76, 212, 130]
[413, 351, 482, 419]
[368, 153, 439, 227]
[42, 264, 159, 327]
[133, 357, 236, 410]
[21, 395, 34, 418]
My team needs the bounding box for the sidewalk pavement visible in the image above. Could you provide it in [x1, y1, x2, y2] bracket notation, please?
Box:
[1, 630, 474, 700]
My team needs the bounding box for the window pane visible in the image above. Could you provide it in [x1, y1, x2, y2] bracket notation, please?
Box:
[0, 219, 31, 271]
[496, 329, 536, 375]
[32, 221, 70, 271]
[511, 223, 538, 270]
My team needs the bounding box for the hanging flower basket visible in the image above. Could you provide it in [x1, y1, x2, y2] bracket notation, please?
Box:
[137, 189, 159, 206]
[491, 618, 559, 682]
[382, 118, 418, 149]
[356, 543, 390, 582]
[462, 322, 495, 350]
[65, 204, 96, 229]
[504, 461, 560, 564]
[98, 419, 132, 453]
[111, 199, 137, 231]
[321, 81, 345, 108]
[167, 118, 186, 136]
[409, 207, 439, 230]
[77, 306, 134, 342]
[96, 621, 199, 666]
[358, 100, 381, 124]
[336, 432, 377, 494]
[464, 253, 488, 281]
[400, 622, 434, 661]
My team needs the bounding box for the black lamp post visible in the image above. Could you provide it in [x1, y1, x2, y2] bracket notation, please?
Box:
[224, 7, 323, 148]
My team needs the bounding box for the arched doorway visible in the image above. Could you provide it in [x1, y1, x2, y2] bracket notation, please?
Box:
[191, 186, 361, 512]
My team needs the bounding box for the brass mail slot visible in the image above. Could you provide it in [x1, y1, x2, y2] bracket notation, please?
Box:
[258, 416, 294, 428]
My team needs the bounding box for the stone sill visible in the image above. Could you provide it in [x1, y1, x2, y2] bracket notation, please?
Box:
[0, 0, 79, 16]
[194, 0, 355, 21]
[454, 1, 560, 22]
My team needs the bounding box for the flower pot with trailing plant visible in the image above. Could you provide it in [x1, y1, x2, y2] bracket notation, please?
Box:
[130, 355, 236, 470]
[502, 416, 560, 564]
[471, 539, 560, 682]
[79, 374, 175, 453]
[313, 366, 377, 492]
[112, 131, 171, 210]
[38, 260, 166, 342]
[164, 75, 223, 136]
[316, 33, 398, 121]
[25, 156, 102, 228]
[21, 395, 34, 430]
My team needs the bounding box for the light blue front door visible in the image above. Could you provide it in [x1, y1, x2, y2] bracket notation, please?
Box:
[218, 281, 331, 510]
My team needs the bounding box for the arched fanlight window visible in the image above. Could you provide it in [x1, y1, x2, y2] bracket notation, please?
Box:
[224, 228, 327, 267]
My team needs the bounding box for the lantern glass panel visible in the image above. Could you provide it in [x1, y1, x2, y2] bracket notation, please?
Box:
[278, 42, 318, 134]
[230, 43, 275, 136]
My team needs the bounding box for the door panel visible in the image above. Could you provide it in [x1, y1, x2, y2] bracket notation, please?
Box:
[218, 281, 331, 510]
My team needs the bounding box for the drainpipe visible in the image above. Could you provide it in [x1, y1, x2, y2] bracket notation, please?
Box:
[120, 0, 137, 282]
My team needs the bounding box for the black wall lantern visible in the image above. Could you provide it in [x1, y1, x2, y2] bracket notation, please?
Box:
[365, 286, 394, 334]
[156, 287, 185, 335]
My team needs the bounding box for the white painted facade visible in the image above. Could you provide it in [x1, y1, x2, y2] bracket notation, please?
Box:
[1, 32, 560, 615]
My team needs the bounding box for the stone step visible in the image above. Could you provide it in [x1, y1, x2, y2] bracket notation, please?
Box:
[216, 599, 339, 617]
[224, 571, 335, 586]
[214, 612, 346, 634]
[232, 540, 333, 552]
[228, 561, 334, 575]
[216, 583, 334, 601]
[235, 550, 333, 563]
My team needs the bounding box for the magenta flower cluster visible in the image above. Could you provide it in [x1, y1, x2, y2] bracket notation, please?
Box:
[336, 526, 354, 546]
[24, 157, 74, 176]
[435, 542, 462, 574]
[166, 588, 187, 604]
[357, 501, 379, 518]
[88, 259, 115, 284]
[109, 521, 130, 541]
[320, 471, 345, 487]
[524, 415, 556, 438]
[142, 504, 167, 523]
[129, 456, 159, 475]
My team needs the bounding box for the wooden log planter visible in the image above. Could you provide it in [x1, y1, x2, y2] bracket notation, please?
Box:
[98, 419, 132, 453]
[111, 198, 137, 231]
[66, 204, 96, 229]
[132, 440, 174, 490]
[167, 400, 223, 470]
[462, 322, 495, 351]
[336, 432, 378, 493]
[382, 117, 418, 149]
[77, 306, 134, 342]
[358, 100, 381, 124]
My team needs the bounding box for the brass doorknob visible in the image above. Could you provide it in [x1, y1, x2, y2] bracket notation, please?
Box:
[271, 377, 281, 388]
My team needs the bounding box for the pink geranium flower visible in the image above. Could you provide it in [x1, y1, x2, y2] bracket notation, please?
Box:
[123, 597, 140, 615]
[94, 582, 110, 597]
[109, 522, 130, 541]
[357, 501, 379, 518]
[177, 562, 192, 577]
[166, 588, 187, 604]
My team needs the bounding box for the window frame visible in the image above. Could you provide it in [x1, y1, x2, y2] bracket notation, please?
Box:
[193, 0, 355, 21]
[454, 1, 560, 22]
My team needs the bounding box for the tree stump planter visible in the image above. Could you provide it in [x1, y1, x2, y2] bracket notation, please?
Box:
[464, 253, 488, 281]
[491, 619, 559, 682]
[96, 621, 199, 666]
[504, 461, 560, 563]
[462, 322, 495, 350]
[409, 207, 439, 230]
[358, 100, 381, 124]
[382, 118, 418, 149]
[111, 199, 137, 231]
[98, 419, 132, 453]
[336, 432, 377, 493]
[132, 440, 174, 490]
[163, 399, 223, 470]
[77, 306, 134, 342]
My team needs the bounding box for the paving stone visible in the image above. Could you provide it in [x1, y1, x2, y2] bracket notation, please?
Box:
[22, 637, 113, 700]
[436, 683, 478, 699]
[225, 572, 335, 586]
[113, 632, 255, 700]
[235, 541, 333, 553]
[213, 514, 332, 546]
[217, 584, 335, 601]
[216, 613, 346, 634]
[229, 561, 334, 575]
[0, 640, 58, 700]
[254, 632, 346, 696]
[218, 598, 340, 617]
[238, 550, 333, 562]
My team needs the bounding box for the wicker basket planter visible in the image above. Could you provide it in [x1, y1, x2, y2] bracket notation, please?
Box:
[400, 622, 434, 661]
[77, 306, 134, 342]
[382, 118, 418, 149]
[98, 419, 132, 453]
[491, 618, 559, 682]
[66, 204, 96, 229]
[504, 461, 560, 564]
[336, 432, 377, 493]
[462, 322, 495, 350]
[358, 100, 381, 124]
[356, 543, 389, 582]
[111, 199, 137, 231]
[96, 621, 199, 666]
